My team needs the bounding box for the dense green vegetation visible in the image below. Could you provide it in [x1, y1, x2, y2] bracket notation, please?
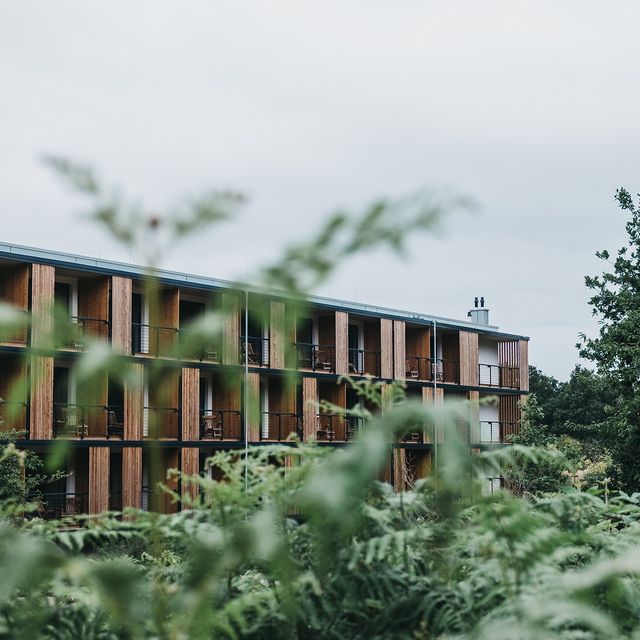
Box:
[3, 163, 640, 637]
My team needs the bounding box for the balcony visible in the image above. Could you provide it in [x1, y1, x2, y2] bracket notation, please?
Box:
[296, 343, 335, 373]
[132, 323, 179, 356]
[0, 309, 29, 344]
[27, 492, 87, 519]
[144, 407, 180, 439]
[109, 492, 122, 512]
[316, 414, 362, 442]
[177, 329, 219, 362]
[478, 364, 520, 389]
[260, 412, 301, 441]
[405, 357, 459, 384]
[53, 403, 124, 438]
[348, 348, 381, 377]
[200, 409, 242, 441]
[57, 316, 110, 350]
[241, 336, 269, 367]
[479, 420, 516, 444]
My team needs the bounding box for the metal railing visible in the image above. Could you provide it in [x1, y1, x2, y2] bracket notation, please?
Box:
[131, 323, 179, 356]
[348, 348, 381, 376]
[52, 404, 124, 438]
[143, 406, 180, 438]
[200, 409, 242, 441]
[260, 412, 301, 441]
[296, 343, 335, 372]
[479, 420, 517, 444]
[405, 355, 432, 381]
[432, 358, 460, 384]
[27, 492, 87, 519]
[178, 329, 219, 362]
[478, 364, 520, 388]
[316, 414, 363, 442]
[57, 316, 109, 349]
[241, 336, 270, 367]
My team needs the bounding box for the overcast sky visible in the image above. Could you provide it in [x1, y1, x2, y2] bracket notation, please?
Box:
[2, 1, 639, 379]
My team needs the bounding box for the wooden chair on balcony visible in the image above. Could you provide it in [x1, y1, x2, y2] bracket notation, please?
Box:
[315, 348, 333, 372]
[406, 359, 419, 379]
[242, 342, 260, 366]
[201, 413, 223, 439]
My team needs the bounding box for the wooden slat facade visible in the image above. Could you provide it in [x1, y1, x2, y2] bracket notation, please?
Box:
[88, 446, 109, 514]
[247, 372, 260, 441]
[124, 363, 144, 440]
[393, 320, 406, 381]
[459, 331, 479, 386]
[180, 447, 199, 504]
[122, 447, 142, 509]
[335, 311, 348, 375]
[302, 376, 318, 441]
[0, 264, 30, 343]
[181, 367, 200, 441]
[380, 318, 393, 379]
[29, 356, 53, 439]
[519, 340, 529, 391]
[31, 263, 55, 348]
[111, 276, 132, 353]
[269, 301, 285, 370]
[222, 293, 240, 365]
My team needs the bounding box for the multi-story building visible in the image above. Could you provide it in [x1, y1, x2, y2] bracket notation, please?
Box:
[0, 243, 529, 517]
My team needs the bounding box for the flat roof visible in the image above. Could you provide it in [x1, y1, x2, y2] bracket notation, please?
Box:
[0, 241, 529, 341]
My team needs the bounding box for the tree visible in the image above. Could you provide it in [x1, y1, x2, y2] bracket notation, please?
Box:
[579, 188, 640, 489]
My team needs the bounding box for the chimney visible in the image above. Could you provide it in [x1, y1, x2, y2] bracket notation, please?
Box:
[468, 296, 489, 325]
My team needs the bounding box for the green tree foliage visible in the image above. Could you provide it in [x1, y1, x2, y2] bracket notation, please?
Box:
[579, 188, 640, 489]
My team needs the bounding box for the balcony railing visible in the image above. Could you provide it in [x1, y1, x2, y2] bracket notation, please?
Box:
[405, 355, 432, 381]
[178, 329, 219, 362]
[432, 358, 460, 384]
[27, 492, 87, 520]
[479, 420, 517, 444]
[478, 364, 520, 388]
[296, 343, 335, 373]
[143, 406, 180, 438]
[348, 348, 381, 377]
[57, 316, 109, 349]
[241, 336, 270, 367]
[260, 412, 301, 441]
[132, 323, 179, 356]
[316, 414, 362, 442]
[200, 409, 242, 441]
[53, 403, 124, 438]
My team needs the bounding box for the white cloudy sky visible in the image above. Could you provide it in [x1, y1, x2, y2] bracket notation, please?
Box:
[2, 1, 639, 379]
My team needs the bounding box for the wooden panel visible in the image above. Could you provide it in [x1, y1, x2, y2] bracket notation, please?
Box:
[180, 447, 199, 505]
[335, 312, 348, 375]
[222, 293, 240, 365]
[31, 263, 55, 348]
[302, 376, 318, 441]
[163, 449, 180, 514]
[78, 277, 109, 321]
[364, 320, 382, 376]
[0, 264, 30, 310]
[0, 357, 27, 431]
[318, 314, 335, 351]
[269, 301, 285, 370]
[519, 340, 529, 391]
[468, 390, 480, 444]
[468, 333, 479, 386]
[88, 447, 110, 514]
[380, 318, 393, 379]
[181, 367, 200, 441]
[124, 363, 144, 440]
[247, 372, 260, 441]
[111, 276, 132, 353]
[393, 320, 406, 381]
[149, 368, 180, 438]
[499, 395, 521, 441]
[458, 331, 478, 386]
[392, 448, 405, 492]
[78, 370, 108, 437]
[29, 356, 53, 439]
[122, 447, 142, 509]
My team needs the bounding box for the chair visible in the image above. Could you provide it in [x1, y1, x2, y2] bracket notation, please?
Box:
[107, 410, 124, 438]
[406, 359, 418, 379]
[243, 342, 261, 366]
[315, 349, 333, 372]
[201, 413, 223, 439]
